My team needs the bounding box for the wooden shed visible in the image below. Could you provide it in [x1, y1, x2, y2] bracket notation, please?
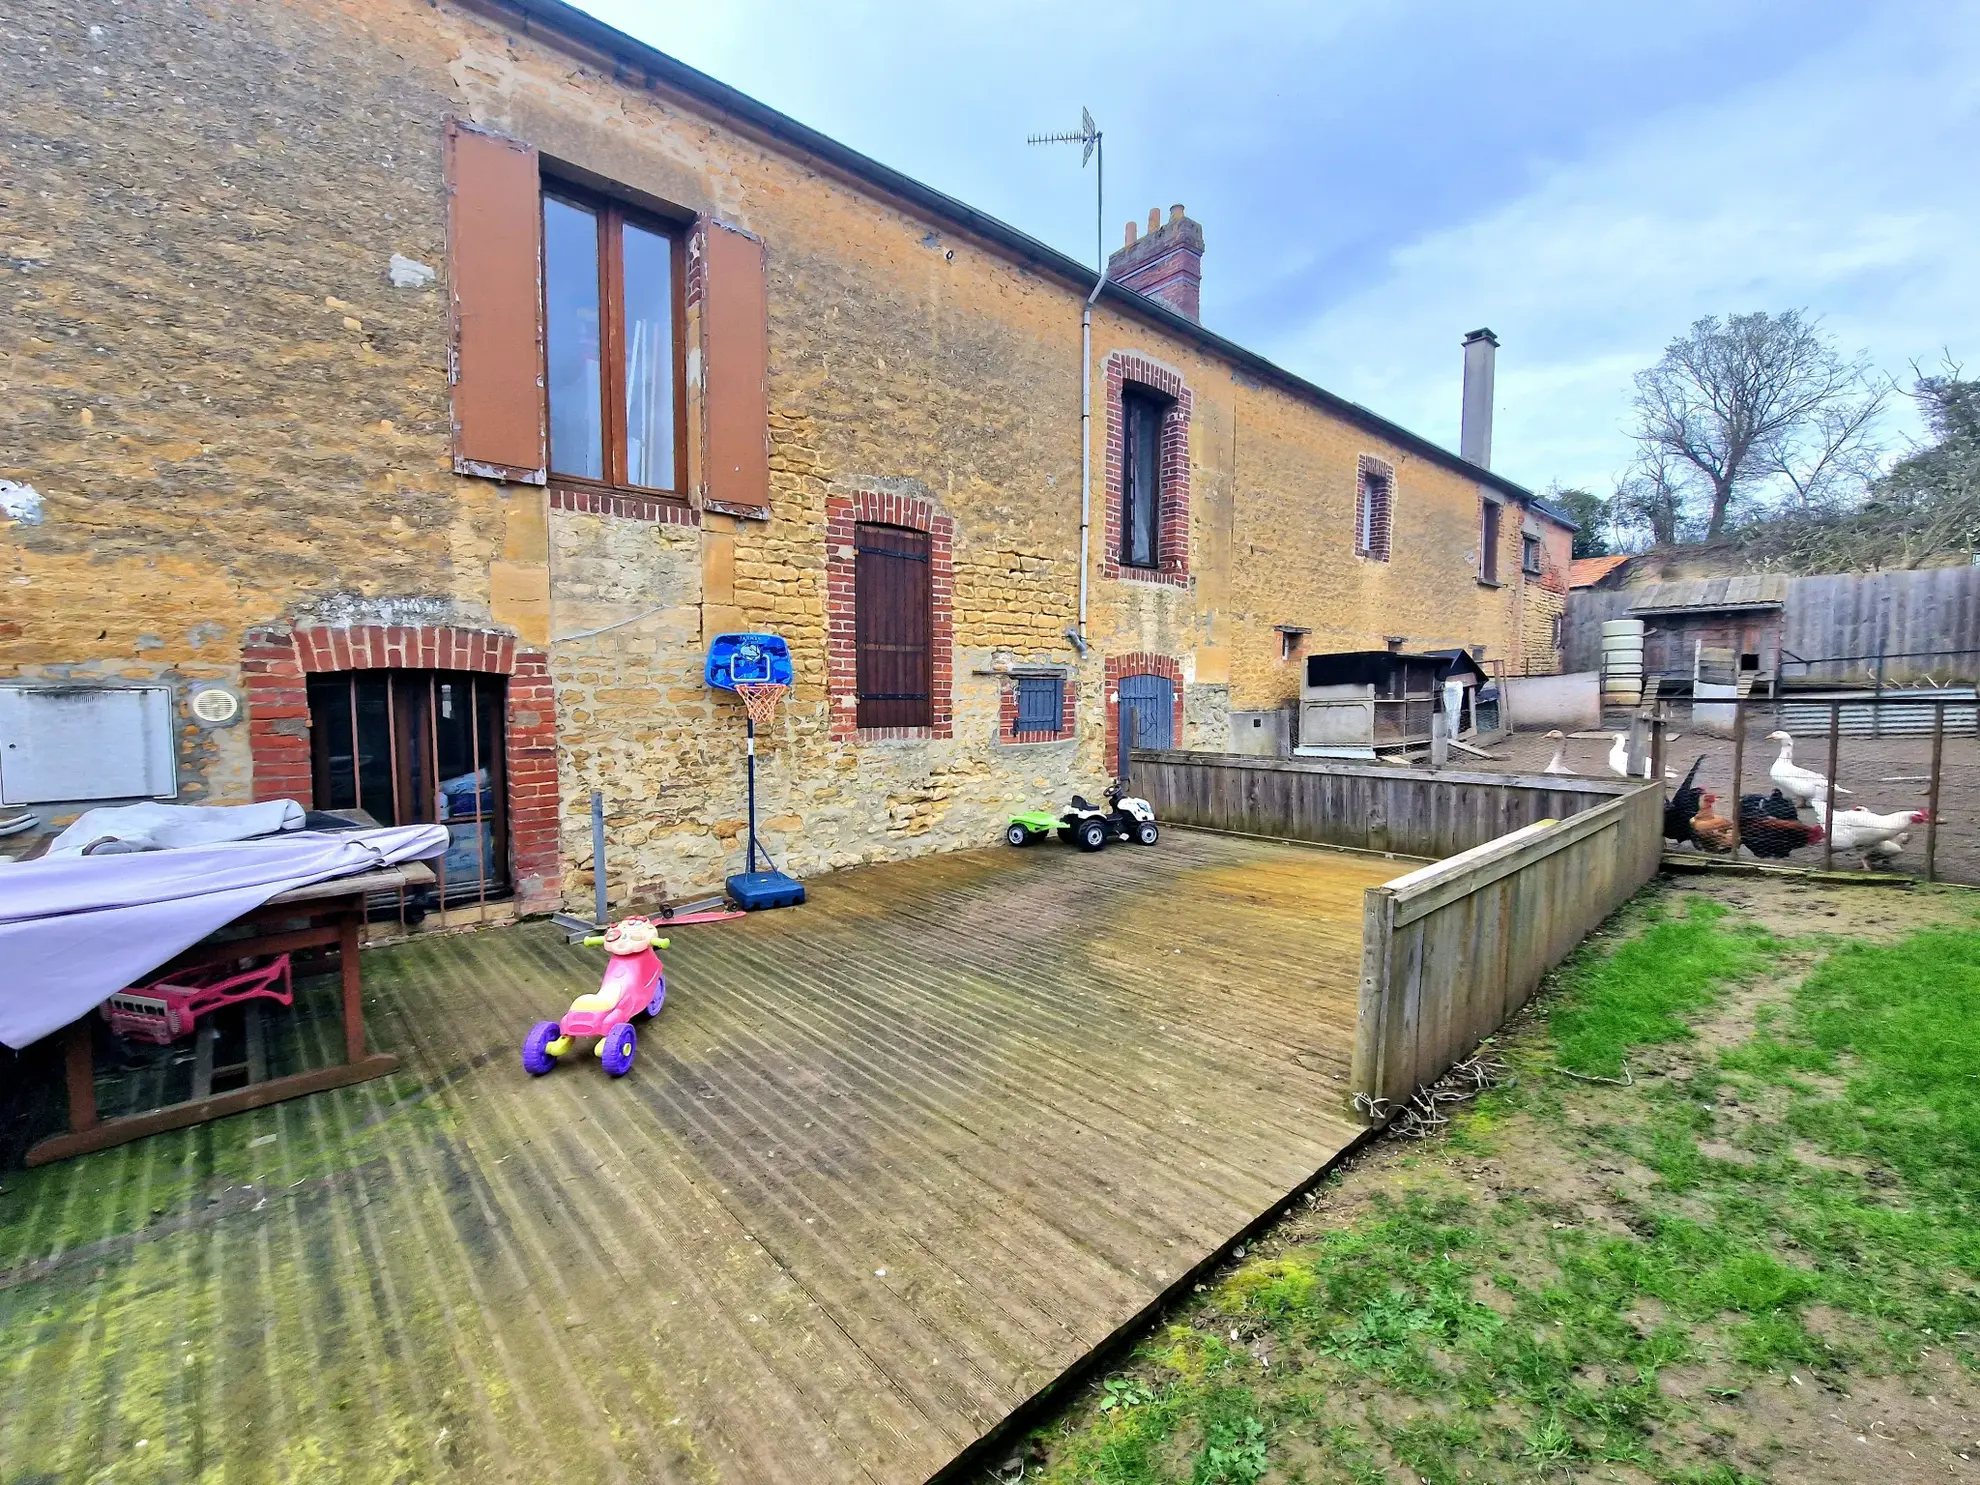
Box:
[1295, 649, 1489, 758]
[1630, 576, 1787, 692]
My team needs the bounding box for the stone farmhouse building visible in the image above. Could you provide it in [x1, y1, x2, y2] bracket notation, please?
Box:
[0, 0, 1573, 920]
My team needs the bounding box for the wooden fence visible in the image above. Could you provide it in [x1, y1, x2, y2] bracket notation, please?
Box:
[1131, 749, 1638, 860]
[1354, 788, 1663, 1115]
[1566, 565, 1980, 682]
[1130, 749, 1664, 1121]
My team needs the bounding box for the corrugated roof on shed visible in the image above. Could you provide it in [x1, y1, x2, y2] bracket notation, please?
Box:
[1629, 575, 1788, 614]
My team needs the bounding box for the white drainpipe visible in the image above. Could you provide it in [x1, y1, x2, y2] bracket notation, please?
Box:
[1078, 267, 1105, 642]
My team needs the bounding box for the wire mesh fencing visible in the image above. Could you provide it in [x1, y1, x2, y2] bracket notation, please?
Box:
[1646, 693, 1973, 882]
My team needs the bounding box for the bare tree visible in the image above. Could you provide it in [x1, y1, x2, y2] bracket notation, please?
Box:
[1731, 363, 1980, 573]
[1610, 445, 1687, 549]
[1629, 311, 1886, 538]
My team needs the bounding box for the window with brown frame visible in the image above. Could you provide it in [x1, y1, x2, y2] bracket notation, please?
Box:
[1480, 499, 1502, 582]
[541, 187, 687, 497]
[1356, 460, 1393, 561]
[1120, 387, 1168, 570]
[854, 523, 933, 729]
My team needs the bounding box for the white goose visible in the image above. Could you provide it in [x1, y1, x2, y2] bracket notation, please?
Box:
[1766, 730, 1851, 807]
[1542, 730, 1572, 775]
[1608, 732, 1676, 781]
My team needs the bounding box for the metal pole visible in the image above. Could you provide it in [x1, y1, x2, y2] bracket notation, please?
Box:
[745, 714, 759, 875]
[1926, 700, 1945, 882]
[1728, 695, 1744, 857]
[1822, 700, 1839, 872]
[1873, 647, 1885, 738]
[591, 788, 607, 927]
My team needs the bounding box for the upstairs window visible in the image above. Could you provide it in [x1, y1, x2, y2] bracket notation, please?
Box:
[1355, 457, 1393, 561]
[542, 189, 685, 494]
[1522, 533, 1542, 575]
[854, 522, 932, 730]
[1480, 500, 1502, 582]
[1120, 387, 1168, 570]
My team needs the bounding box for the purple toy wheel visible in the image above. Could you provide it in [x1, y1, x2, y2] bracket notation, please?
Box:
[600, 1021, 637, 1077]
[522, 1020, 562, 1076]
[646, 975, 667, 1019]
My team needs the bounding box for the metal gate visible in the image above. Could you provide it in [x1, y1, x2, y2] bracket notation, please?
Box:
[1118, 673, 1176, 777]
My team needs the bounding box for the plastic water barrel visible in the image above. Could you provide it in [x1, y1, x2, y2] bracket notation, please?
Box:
[1601, 619, 1646, 702]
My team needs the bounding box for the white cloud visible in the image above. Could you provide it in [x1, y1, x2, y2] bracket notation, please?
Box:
[1272, 3, 1980, 496]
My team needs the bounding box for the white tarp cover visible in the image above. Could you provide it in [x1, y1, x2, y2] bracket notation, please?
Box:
[44, 799, 307, 857]
[0, 824, 447, 1049]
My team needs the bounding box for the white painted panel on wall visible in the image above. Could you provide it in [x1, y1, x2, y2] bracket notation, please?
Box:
[0, 686, 178, 805]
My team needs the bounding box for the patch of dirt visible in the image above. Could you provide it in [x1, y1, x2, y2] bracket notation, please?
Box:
[1684, 875, 1979, 943]
[1697, 1356, 1980, 1484]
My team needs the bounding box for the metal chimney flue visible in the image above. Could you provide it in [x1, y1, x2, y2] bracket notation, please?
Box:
[1460, 328, 1498, 469]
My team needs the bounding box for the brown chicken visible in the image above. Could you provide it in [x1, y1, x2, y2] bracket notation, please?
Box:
[1689, 793, 1736, 851]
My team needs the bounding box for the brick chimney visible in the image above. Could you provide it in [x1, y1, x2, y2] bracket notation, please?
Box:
[1460, 328, 1498, 468]
[1107, 204, 1204, 322]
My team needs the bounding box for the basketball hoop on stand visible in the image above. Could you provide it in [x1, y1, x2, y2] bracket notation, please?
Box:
[705, 634, 805, 910]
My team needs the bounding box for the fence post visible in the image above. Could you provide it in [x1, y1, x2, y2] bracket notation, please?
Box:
[1650, 711, 1666, 785]
[1728, 697, 1744, 856]
[1822, 701, 1839, 872]
[1873, 647, 1885, 738]
[1926, 700, 1945, 883]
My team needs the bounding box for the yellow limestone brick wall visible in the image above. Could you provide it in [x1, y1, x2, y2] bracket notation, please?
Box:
[2, 0, 1547, 906]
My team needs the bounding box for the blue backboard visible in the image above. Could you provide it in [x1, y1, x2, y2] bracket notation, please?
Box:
[705, 632, 794, 690]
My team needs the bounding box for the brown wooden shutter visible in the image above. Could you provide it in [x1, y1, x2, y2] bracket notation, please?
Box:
[701, 219, 770, 518]
[854, 523, 932, 729]
[444, 118, 546, 484]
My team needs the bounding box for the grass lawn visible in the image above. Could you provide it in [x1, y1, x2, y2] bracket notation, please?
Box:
[1015, 878, 1980, 1484]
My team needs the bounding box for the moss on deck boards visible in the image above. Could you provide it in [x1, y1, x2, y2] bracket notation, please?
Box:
[0, 832, 1389, 1484]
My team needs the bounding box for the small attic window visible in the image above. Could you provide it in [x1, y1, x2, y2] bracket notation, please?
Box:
[1277, 626, 1309, 662]
[1522, 533, 1542, 575]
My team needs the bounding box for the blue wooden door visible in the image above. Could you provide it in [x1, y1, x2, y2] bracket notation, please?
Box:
[1117, 673, 1175, 777]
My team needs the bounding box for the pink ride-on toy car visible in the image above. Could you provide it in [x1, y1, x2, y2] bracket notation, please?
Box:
[522, 917, 670, 1078]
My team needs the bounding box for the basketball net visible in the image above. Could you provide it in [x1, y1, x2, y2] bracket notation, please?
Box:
[734, 681, 787, 730]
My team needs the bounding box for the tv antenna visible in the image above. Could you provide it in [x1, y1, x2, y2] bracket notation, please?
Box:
[1028, 106, 1103, 274]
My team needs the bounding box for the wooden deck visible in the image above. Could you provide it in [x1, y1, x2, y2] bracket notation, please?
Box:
[0, 831, 1389, 1484]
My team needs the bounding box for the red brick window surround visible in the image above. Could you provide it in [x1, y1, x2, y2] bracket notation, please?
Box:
[1103, 352, 1192, 586]
[998, 671, 1075, 744]
[825, 489, 955, 742]
[239, 623, 560, 913]
[1355, 455, 1395, 562]
[1103, 652, 1185, 772]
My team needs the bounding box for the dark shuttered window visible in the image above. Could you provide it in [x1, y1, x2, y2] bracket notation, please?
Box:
[1015, 674, 1064, 734]
[1121, 388, 1166, 570]
[855, 523, 932, 729]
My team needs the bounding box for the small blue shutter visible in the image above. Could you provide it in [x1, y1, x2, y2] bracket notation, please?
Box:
[1015, 675, 1062, 734]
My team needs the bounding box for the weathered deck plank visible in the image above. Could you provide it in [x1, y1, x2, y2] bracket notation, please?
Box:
[0, 830, 1384, 1483]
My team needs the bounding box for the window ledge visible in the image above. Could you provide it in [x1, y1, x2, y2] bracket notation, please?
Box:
[1110, 565, 1189, 588]
[550, 483, 697, 526]
[1475, 577, 1505, 589]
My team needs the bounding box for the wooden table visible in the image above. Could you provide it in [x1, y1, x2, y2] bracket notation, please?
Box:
[24, 860, 433, 1166]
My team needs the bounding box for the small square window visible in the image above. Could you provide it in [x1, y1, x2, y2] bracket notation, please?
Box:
[1015, 674, 1064, 734]
[1522, 533, 1542, 575]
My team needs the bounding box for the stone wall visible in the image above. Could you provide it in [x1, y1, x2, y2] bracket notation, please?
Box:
[1, 0, 1565, 910]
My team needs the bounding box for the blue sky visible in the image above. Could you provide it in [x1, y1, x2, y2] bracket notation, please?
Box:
[575, 0, 1978, 499]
